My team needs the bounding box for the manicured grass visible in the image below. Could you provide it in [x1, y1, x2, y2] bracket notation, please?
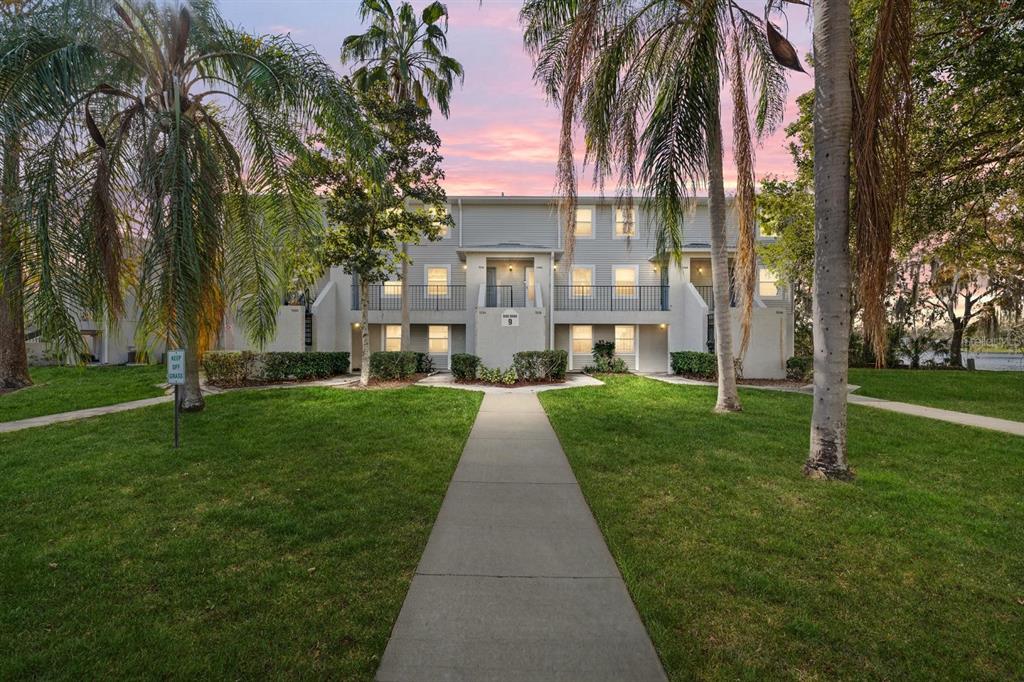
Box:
[0, 364, 168, 422]
[849, 367, 1024, 421]
[0, 386, 481, 679]
[540, 375, 1023, 681]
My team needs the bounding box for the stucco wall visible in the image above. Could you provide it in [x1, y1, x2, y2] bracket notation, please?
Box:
[474, 308, 547, 368]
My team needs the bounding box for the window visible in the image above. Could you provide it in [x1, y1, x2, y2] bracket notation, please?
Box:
[571, 266, 593, 296]
[572, 325, 593, 354]
[575, 207, 594, 238]
[428, 325, 449, 354]
[758, 266, 780, 297]
[615, 325, 635, 354]
[385, 324, 402, 352]
[615, 207, 636, 238]
[383, 280, 402, 297]
[426, 265, 449, 296]
[613, 265, 638, 297]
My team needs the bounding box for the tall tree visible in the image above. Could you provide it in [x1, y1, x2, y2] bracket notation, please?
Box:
[22, 0, 363, 410]
[342, 0, 464, 350]
[318, 86, 451, 386]
[521, 0, 802, 412]
[0, 0, 109, 388]
[803, 0, 854, 480]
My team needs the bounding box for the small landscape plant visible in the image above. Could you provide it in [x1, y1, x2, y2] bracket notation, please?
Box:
[785, 355, 813, 382]
[512, 350, 568, 382]
[451, 353, 481, 381]
[586, 356, 629, 373]
[671, 351, 717, 379]
[478, 365, 517, 385]
[369, 351, 418, 380]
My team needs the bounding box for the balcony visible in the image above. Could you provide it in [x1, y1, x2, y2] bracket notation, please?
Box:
[693, 284, 736, 310]
[553, 285, 668, 311]
[352, 284, 466, 311]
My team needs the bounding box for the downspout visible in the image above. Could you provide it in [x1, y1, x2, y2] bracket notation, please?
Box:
[458, 198, 463, 248]
[549, 250, 555, 350]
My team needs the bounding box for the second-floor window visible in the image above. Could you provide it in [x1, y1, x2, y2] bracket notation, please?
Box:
[575, 207, 594, 238]
[615, 207, 636, 238]
[758, 267, 780, 298]
[385, 324, 402, 351]
[571, 266, 593, 296]
[613, 265, 638, 298]
[426, 265, 449, 296]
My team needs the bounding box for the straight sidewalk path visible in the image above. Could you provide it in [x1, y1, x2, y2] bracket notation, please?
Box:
[376, 392, 666, 681]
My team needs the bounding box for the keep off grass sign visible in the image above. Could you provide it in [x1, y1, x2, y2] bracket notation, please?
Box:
[167, 349, 186, 385]
[501, 309, 520, 327]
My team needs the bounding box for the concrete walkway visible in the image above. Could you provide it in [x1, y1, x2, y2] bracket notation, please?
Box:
[644, 373, 1024, 437]
[376, 392, 666, 681]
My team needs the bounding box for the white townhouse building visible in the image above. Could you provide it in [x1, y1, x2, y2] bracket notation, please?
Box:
[80, 195, 793, 377]
[269, 195, 794, 378]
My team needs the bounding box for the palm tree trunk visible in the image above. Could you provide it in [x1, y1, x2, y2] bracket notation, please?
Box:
[805, 0, 854, 480]
[0, 135, 31, 389]
[180, 341, 205, 412]
[707, 109, 741, 413]
[400, 243, 411, 348]
[360, 278, 371, 386]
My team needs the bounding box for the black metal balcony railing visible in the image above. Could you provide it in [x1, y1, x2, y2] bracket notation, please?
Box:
[693, 284, 737, 310]
[485, 285, 528, 308]
[554, 285, 668, 311]
[352, 284, 465, 311]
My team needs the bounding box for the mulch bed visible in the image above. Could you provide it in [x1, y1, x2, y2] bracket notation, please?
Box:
[673, 374, 806, 389]
[454, 379, 567, 389]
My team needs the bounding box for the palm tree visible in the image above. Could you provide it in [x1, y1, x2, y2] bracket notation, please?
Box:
[21, 0, 364, 410]
[342, 0, 463, 349]
[0, 0, 110, 388]
[522, 0, 802, 412]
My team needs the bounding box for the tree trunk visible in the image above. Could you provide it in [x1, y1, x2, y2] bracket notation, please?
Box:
[0, 135, 31, 389]
[400, 243, 411, 349]
[805, 0, 854, 481]
[360, 278, 371, 386]
[707, 108, 741, 412]
[180, 341, 205, 412]
[949, 322, 964, 368]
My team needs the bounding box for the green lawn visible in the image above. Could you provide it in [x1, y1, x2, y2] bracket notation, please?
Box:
[540, 375, 1023, 681]
[0, 386, 481, 679]
[849, 368, 1024, 422]
[0, 364, 168, 422]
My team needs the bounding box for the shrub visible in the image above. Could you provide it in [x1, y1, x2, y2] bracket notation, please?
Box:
[369, 351, 418, 380]
[585, 356, 629, 374]
[202, 351, 350, 386]
[512, 350, 568, 382]
[479, 365, 517, 385]
[592, 340, 616, 361]
[670, 351, 717, 378]
[451, 353, 481, 381]
[202, 351, 255, 386]
[414, 352, 435, 374]
[786, 355, 813, 382]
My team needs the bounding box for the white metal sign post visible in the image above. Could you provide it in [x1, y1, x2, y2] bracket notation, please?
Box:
[166, 349, 186, 448]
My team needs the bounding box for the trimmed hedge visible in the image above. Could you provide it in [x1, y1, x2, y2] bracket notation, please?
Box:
[585, 356, 629, 374]
[202, 351, 350, 387]
[670, 351, 717, 379]
[369, 351, 418, 380]
[414, 352, 435, 374]
[786, 355, 813, 382]
[451, 353, 481, 381]
[592, 340, 616, 361]
[512, 350, 568, 382]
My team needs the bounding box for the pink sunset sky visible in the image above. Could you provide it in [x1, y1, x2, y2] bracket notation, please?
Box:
[221, 0, 814, 195]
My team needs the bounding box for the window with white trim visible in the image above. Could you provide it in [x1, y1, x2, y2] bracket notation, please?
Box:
[575, 207, 594, 238]
[758, 266, 780, 297]
[572, 325, 593, 354]
[385, 324, 402, 352]
[615, 325, 635, 354]
[571, 266, 593, 296]
[613, 265, 638, 297]
[383, 280, 402, 297]
[428, 325, 449, 354]
[615, 207, 636, 237]
[426, 265, 449, 296]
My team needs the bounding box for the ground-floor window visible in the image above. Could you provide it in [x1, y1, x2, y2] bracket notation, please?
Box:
[384, 324, 402, 351]
[572, 325, 593, 354]
[428, 325, 449, 354]
[615, 325, 635, 354]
